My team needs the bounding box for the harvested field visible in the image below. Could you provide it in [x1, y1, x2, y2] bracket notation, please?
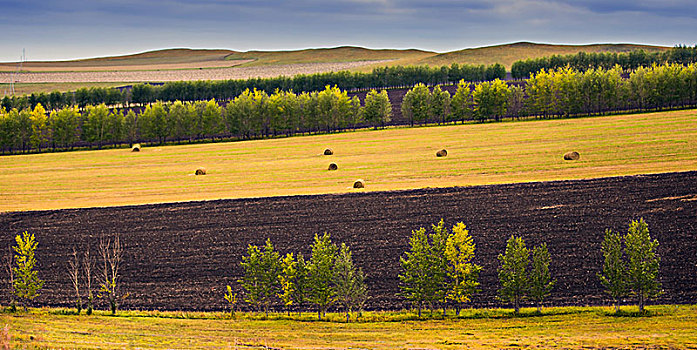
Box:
[1, 60, 390, 83]
[1, 171, 695, 311]
[2, 109, 695, 213]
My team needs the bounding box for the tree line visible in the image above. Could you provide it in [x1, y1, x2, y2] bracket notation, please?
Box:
[511, 45, 697, 79]
[2, 63, 696, 154]
[0, 63, 505, 111]
[401, 63, 697, 125]
[0, 86, 392, 153]
[6, 218, 662, 320]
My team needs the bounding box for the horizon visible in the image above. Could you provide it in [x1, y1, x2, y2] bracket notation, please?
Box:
[0, 41, 677, 64]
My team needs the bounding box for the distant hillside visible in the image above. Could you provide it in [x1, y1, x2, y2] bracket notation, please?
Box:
[0, 43, 672, 73]
[418, 42, 670, 69]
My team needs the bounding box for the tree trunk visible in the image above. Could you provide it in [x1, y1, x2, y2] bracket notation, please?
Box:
[514, 296, 520, 314]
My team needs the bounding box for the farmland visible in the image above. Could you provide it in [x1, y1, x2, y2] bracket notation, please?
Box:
[1, 168, 696, 311]
[1, 109, 696, 212]
[0, 42, 669, 95]
[2, 305, 696, 349]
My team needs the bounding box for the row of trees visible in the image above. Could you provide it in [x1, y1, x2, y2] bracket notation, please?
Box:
[398, 220, 553, 316]
[2, 63, 696, 154]
[1, 63, 505, 111]
[231, 233, 367, 322]
[0, 87, 392, 153]
[511, 45, 697, 79]
[6, 231, 123, 315]
[5, 218, 662, 318]
[401, 63, 697, 124]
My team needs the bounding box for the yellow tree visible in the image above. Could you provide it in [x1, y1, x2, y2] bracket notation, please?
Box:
[29, 103, 49, 151]
[444, 222, 481, 315]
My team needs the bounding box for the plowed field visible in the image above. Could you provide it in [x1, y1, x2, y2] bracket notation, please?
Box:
[1, 171, 695, 312]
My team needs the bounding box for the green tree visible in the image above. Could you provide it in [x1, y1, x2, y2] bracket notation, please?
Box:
[48, 107, 80, 149]
[625, 218, 661, 312]
[401, 83, 431, 126]
[308, 232, 338, 320]
[497, 236, 529, 313]
[12, 231, 44, 311]
[122, 110, 139, 147]
[450, 80, 473, 122]
[529, 243, 555, 312]
[239, 238, 281, 316]
[223, 285, 238, 317]
[598, 228, 627, 313]
[362, 89, 392, 128]
[82, 104, 112, 147]
[279, 252, 310, 315]
[473, 79, 510, 122]
[428, 219, 449, 315]
[429, 85, 451, 125]
[139, 101, 169, 144]
[444, 222, 481, 315]
[398, 227, 431, 317]
[333, 243, 367, 322]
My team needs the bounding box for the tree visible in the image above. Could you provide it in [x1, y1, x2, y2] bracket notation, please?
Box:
[49, 107, 80, 149]
[529, 243, 555, 312]
[223, 285, 238, 317]
[308, 232, 338, 320]
[83, 246, 95, 315]
[598, 228, 627, 313]
[401, 84, 431, 126]
[333, 243, 367, 322]
[473, 79, 510, 122]
[12, 231, 44, 311]
[428, 219, 449, 315]
[82, 104, 111, 148]
[122, 110, 139, 147]
[98, 233, 123, 314]
[139, 101, 169, 144]
[29, 103, 49, 151]
[67, 247, 82, 314]
[444, 222, 481, 315]
[279, 252, 310, 315]
[429, 85, 451, 125]
[497, 236, 529, 313]
[362, 89, 392, 128]
[239, 238, 281, 316]
[625, 218, 661, 312]
[450, 80, 473, 122]
[399, 227, 431, 317]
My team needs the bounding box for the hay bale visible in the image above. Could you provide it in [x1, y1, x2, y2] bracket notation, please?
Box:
[195, 167, 207, 175]
[324, 148, 333, 155]
[353, 179, 365, 188]
[328, 163, 338, 171]
[563, 151, 580, 161]
[436, 149, 448, 157]
[131, 144, 141, 152]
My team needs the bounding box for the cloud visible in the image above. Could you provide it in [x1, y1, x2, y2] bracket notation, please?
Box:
[0, 0, 694, 61]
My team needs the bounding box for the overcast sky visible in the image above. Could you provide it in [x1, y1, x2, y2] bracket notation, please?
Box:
[0, 0, 695, 62]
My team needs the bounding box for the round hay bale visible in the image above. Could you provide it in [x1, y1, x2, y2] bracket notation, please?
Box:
[131, 144, 141, 152]
[324, 148, 333, 155]
[328, 163, 338, 171]
[436, 149, 448, 157]
[353, 179, 365, 188]
[563, 151, 580, 161]
[195, 167, 207, 175]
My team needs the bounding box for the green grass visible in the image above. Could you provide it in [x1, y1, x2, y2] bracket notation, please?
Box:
[1, 109, 696, 212]
[1, 305, 695, 349]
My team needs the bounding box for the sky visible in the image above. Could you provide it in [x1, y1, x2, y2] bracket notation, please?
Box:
[0, 0, 695, 62]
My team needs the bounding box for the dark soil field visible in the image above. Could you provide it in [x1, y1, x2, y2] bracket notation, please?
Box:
[1, 171, 695, 312]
